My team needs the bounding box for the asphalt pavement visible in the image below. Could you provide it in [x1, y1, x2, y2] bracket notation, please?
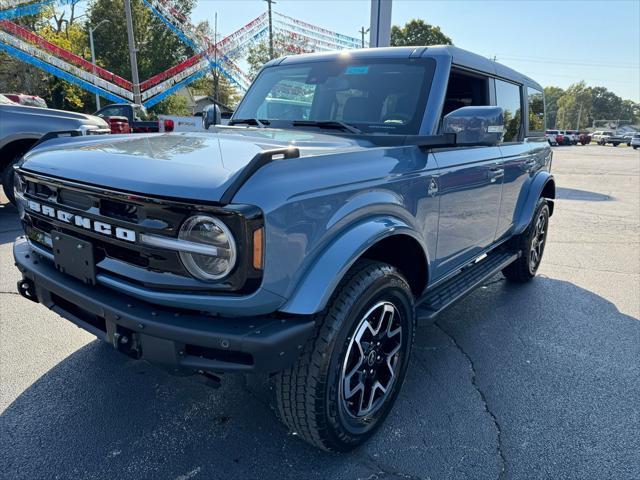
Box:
[1, 145, 638, 480]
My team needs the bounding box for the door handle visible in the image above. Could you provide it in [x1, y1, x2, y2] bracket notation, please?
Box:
[488, 168, 504, 181]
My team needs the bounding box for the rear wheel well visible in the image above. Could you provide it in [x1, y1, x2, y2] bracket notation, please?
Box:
[0, 138, 37, 172]
[541, 179, 555, 215]
[360, 234, 427, 297]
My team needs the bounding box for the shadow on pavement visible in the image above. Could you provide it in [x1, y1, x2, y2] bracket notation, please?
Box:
[1, 277, 638, 480]
[556, 187, 612, 202]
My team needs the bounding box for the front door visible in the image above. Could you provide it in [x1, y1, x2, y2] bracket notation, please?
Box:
[431, 146, 504, 280]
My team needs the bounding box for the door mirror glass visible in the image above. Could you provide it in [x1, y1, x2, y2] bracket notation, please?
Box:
[442, 106, 504, 146]
[202, 104, 221, 130]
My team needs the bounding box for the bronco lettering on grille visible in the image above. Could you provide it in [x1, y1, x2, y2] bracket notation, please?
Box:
[26, 200, 136, 242]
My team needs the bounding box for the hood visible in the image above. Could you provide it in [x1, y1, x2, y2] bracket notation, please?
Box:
[0, 103, 108, 127]
[20, 128, 370, 203]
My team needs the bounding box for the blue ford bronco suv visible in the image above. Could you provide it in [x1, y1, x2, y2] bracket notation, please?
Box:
[12, 46, 554, 451]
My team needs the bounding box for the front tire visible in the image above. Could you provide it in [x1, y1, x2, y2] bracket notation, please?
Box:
[502, 198, 550, 283]
[1, 157, 19, 205]
[275, 260, 415, 451]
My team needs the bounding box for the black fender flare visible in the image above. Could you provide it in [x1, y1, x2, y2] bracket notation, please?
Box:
[513, 172, 555, 236]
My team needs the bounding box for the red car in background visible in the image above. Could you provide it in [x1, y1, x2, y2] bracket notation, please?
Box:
[2, 93, 47, 108]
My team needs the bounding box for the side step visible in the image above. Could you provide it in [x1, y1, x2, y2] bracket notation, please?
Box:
[416, 250, 520, 325]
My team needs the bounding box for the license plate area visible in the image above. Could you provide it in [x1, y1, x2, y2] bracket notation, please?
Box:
[52, 232, 96, 285]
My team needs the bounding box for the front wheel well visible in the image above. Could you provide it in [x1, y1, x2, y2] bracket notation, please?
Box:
[360, 234, 427, 297]
[0, 138, 38, 172]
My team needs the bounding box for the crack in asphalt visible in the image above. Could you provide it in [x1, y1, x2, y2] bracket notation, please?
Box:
[0, 290, 20, 296]
[356, 454, 427, 480]
[434, 322, 506, 480]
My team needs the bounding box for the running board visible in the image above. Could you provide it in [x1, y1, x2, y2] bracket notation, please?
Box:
[416, 250, 520, 325]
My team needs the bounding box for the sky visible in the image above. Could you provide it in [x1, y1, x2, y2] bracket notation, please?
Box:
[192, 0, 640, 102]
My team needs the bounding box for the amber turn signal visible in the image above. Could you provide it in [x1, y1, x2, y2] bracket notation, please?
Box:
[252, 227, 264, 270]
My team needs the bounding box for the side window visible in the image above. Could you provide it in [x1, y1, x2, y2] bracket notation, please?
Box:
[98, 106, 125, 118]
[527, 87, 545, 133]
[495, 79, 522, 142]
[441, 69, 490, 120]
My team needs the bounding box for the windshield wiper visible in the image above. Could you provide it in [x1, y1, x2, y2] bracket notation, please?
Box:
[292, 120, 362, 135]
[228, 118, 270, 128]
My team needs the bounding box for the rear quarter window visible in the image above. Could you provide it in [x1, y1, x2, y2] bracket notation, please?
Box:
[527, 87, 545, 134]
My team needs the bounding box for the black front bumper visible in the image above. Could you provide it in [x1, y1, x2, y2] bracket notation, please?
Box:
[13, 237, 315, 374]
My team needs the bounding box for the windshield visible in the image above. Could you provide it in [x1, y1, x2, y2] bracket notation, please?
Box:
[234, 58, 436, 135]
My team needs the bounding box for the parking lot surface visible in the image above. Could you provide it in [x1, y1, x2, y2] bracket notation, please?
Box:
[1, 145, 638, 480]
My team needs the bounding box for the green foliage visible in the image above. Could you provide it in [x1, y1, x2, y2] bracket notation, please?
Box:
[246, 33, 309, 80]
[88, 0, 196, 83]
[551, 82, 639, 129]
[390, 19, 452, 47]
[543, 86, 564, 129]
[148, 93, 190, 116]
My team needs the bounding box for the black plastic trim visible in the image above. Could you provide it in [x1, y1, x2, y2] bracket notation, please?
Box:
[14, 238, 315, 374]
[220, 147, 300, 204]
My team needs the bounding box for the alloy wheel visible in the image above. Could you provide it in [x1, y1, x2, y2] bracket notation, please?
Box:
[340, 301, 403, 418]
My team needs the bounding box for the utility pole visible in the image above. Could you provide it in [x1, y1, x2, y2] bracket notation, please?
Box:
[265, 0, 275, 59]
[124, 0, 141, 105]
[576, 104, 583, 130]
[369, 0, 392, 47]
[213, 12, 218, 104]
[359, 27, 369, 48]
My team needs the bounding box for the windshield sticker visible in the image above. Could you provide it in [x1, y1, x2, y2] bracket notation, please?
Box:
[345, 65, 369, 75]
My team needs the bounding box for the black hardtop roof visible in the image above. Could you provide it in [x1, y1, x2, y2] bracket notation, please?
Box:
[270, 45, 543, 91]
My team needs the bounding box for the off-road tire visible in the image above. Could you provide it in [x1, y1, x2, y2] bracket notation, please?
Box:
[1, 157, 19, 205]
[502, 198, 550, 283]
[275, 259, 415, 452]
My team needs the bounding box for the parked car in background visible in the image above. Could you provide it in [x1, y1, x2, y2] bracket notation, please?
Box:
[623, 133, 635, 146]
[631, 133, 640, 149]
[94, 103, 160, 133]
[598, 132, 626, 146]
[2, 93, 48, 108]
[12, 46, 555, 451]
[592, 130, 614, 144]
[565, 130, 579, 145]
[105, 116, 131, 134]
[555, 130, 570, 145]
[0, 94, 109, 204]
[577, 132, 591, 145]
[545, 129, 559, 145]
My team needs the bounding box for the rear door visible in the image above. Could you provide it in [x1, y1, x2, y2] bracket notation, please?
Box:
[494, 79, 530, 240]
[431, 68, 503, 279]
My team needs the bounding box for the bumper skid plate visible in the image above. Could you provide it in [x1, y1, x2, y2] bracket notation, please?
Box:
[13, 237, 315, 374]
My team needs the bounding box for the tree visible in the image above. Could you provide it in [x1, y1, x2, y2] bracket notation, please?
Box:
[390, 19, 452, 47]
[556, 82, 593, 130]
[246, 33, 310, 80]
[88, 0, 196, 85]
[543, 86, 564, 128]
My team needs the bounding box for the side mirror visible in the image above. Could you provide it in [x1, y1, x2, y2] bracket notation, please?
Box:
[202, 104, 221, 130]
[442, 106, 504, 146]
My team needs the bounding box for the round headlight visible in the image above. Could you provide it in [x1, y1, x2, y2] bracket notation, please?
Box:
[178, 215, 237, 281]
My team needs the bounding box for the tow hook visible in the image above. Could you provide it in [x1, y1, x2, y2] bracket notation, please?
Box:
[17, 279, 38, 302]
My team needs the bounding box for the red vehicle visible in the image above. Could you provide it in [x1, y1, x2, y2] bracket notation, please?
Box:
[105, 116, 131, 134]
[2, 93, 47, 108]
[577, 132, 591, 145]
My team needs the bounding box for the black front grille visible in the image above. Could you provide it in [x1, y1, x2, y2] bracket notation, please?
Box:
[18, 171, 264, 294]
[58, 188, 93, 210]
